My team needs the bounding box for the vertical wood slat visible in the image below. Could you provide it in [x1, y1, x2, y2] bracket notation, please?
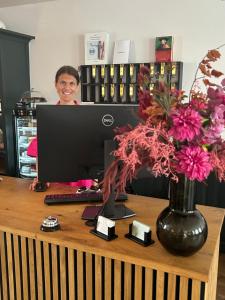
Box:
[124, 262, 132, 300]
[180, 276, 189, 300]
[167, 273, 176, 300]
[28, 239, 36, 300]
[145, 267, 153, 300]
[0, 231, 2, 300]
[95, 254, 102, 300]
[36, 240, 44, 300]
[51, 244, 59, 300]
[43, 242, 51, 300]
[204, 237, 219, 300]
[21, 237, 29, 300]
[192, 279, 201, 300]
[6, 232, 15, 300]
[105, 257, 112, 300]
[86, 252, 93, 300]
[60, 246, 67, 300]
[13, 235, 22, 300]
[0, 232, 8, 300]
[68, 248, 75, 300]
[134, 265, 142, 300]
[77, 250, 84, 300]
[114, 260, 121, 300]
[156, 270, 164, 300]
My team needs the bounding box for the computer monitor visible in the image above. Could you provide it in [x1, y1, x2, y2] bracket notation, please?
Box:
[37, 104, 139, 219]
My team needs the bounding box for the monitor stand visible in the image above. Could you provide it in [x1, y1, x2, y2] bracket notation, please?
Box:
[101, 140, 136, 220]
[100, 192, 135, 220]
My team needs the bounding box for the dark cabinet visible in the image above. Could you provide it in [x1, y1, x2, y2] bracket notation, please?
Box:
[80, 62, 183, 104]
[0, 29, 34, 176]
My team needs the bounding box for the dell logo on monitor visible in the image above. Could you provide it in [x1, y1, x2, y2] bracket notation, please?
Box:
[102, 114, 114, 127]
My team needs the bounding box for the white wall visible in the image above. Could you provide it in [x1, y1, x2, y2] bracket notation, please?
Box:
[0, 0, 225, 102]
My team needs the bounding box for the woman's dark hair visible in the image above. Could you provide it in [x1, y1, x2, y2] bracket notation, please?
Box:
[55, 65, 80, 84]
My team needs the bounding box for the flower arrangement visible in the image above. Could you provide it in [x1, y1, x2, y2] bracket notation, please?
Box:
[103, 49, 225, 200]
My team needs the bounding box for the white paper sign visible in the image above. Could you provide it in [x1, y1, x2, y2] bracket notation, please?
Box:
[97, 215, 115, 236]
[85, 32, 109, 65]
[131, 220, 151, 241]
[113, 40, 131, 64]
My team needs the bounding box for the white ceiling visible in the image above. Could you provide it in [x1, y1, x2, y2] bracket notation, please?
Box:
[0, 0, 55, 8]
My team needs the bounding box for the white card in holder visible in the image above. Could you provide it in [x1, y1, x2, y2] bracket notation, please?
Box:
[96, 215, 115, 236]
[131, 220, 151, 241]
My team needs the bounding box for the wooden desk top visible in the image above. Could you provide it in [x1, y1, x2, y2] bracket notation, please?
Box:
[0, 176, 224, 282]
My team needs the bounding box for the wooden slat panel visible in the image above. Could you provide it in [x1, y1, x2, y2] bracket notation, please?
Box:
[124, 262, 132, 300]
[95, 254, 102, 300]
[104, 257, 112, 300]
[68, 248, 75, 300]
[13, 235, 22, 300]
[21, 237, 29, 300]
[60, 246, 67, 300]
[114, 260, 121, 300]
[6, 232, 15, 300]
[134, 265, 142, 300]
[28, 239, 36, 300]
[156, 270, 164, 300]
[77, 250, 84, 300]
[180, 276, 188, 300]
[43, 242, 51, 300]
[145, 267, 153, 300]
[192, 279, 201, 300]
[167, 273, 176, 300]
[86, 252, 93, 300]
[0, 232, 8, 300]
[51, 244, 59, 300]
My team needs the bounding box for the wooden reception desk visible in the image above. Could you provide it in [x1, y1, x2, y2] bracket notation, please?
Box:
[0, 176, 224, 300]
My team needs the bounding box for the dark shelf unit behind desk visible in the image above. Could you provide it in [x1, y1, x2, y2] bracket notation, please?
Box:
[80, 62, 183, 104]
[0, 29, 34, 176]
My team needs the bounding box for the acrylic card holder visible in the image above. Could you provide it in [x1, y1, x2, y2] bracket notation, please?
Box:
[125, 221, 154, 246]
[90, 215, 118, 241]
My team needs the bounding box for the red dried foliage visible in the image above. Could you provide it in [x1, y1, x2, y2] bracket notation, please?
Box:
[102, 120, 177, 201]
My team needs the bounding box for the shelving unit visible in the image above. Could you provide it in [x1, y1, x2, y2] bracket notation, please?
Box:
[80, 62, 183, 104]
[15, 117, 37, 178]
[0, 29, 34, 176]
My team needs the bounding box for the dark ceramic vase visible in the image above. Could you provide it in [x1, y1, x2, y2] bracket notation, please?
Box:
[156, 175, 208, 256]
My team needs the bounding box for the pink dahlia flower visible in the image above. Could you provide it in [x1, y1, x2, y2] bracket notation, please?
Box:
[175, 146, 212, 181]
[169, 107, 202, 142]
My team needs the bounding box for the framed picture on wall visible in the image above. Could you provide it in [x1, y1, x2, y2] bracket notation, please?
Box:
[155, 36, 173, 62]
[84, 32, 109, 65]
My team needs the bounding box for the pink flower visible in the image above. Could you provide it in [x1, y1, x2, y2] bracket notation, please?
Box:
[175, 146, 212, 181]
[208, 87, 225, 106]
[190, 97, 208, 110]
[169, 107, 202, 142]
[203, 124, 224, 144]
[211, 104, 225, 124]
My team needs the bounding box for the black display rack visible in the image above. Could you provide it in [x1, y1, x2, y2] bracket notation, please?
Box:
[80, 62, 183, 104]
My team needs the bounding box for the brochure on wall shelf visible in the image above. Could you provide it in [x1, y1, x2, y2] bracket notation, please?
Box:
[155, 36, 173, 62]
[113, 39, 133, 64]
[84, 32, 109, 65]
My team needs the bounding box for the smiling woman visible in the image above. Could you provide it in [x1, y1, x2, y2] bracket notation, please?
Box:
[54, 66, 80, 105]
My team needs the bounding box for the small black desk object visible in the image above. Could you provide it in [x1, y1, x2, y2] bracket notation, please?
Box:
[125, 221, 154, 246]
[90, 215, 118, 241]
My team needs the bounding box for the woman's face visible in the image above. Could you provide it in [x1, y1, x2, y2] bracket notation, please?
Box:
[55, 73, 79, 104]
